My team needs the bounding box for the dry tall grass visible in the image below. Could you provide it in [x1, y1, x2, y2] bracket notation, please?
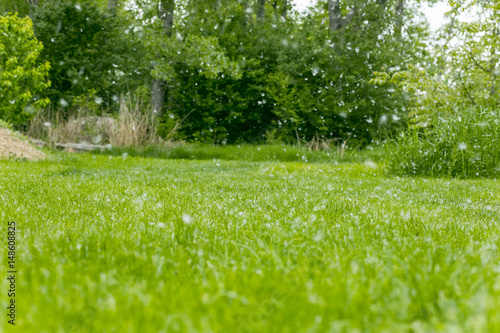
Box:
[28, 95, 159, 147]
[302, 134, 360, 158]
[108, 95, 158, 146]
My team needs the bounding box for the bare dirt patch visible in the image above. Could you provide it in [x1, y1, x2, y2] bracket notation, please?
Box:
[0, 128, 46, 161]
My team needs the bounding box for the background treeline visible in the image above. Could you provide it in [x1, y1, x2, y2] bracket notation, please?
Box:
[1, 0, 430, 145]
[2, 0, 500, 178]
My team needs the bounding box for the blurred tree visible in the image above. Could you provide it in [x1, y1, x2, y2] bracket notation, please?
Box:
[1, 0, 436, 144]
[139, 0, 432, 144]
[0, 13, 50, 126]
[31, 0, 147, 113]
[372, 0, 500, 128]
[133, 0, 241, 138]
[0, 0, 36, 16]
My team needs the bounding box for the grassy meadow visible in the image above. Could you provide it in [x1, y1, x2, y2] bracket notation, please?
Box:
[1, 150, 500, 332]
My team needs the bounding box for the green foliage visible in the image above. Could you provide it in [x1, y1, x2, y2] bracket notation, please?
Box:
[0, 0, 46, 17]
[150, 35, 241, 82]
[138, 0, 243, 140]
[132, 0, 425, 144]
[0, 13, 50, 126]
[4, 0, 434, 145]
[388, 107, 500, 178]
[371, 64, 454, 128]
[32, 0, 148, 112]
[373, 0, 500, 129]
[445, 0, 500, 107]
[375, 0, 500, 179]
[0, 118, 12, 129]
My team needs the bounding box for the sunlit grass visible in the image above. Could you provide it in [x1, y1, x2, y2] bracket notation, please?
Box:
[98, 143, 385, 164]
[0, 153, 499, 332]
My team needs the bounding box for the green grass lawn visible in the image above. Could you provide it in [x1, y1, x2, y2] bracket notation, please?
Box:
[1, 153, 500, 332]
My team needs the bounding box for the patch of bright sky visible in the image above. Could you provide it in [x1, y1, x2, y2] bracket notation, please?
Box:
[293, 0, 452, 31]
[422, 2, 451, 31]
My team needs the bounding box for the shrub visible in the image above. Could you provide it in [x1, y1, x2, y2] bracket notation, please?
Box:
[388, 107, 500, 178]
[0, 119, 13, 130]
[0, 13, 50, 126]
[32, 1, 147, 112]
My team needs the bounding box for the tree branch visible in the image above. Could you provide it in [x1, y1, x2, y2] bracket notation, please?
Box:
[469, 51, 491, 74]
[457, 72, 476, 106]
[343, 9, 356, 27]
[328, 0, 342, 32]
[281, 0, 288, 20]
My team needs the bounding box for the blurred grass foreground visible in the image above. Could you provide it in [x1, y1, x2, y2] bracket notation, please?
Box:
[1, 153, 500, 332]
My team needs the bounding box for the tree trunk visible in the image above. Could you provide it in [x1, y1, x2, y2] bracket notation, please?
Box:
[490, 29, 498, 100]
[327, 0, 342, 32]
[240, 1, 249, 26]
[327, 0, 356, 48]
[151, 0, 175, 117]
[257, 0, 265, 20]
[159, 0, 174, 37]
[281, 0, 288, 20]
[152, 79, 164, 116]
[377, 0, 389, 10]
[395, 0, 405, 40]
[107, 0, 118, 11]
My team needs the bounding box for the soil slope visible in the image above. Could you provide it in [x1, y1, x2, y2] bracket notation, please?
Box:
[0, 128, 46, 161]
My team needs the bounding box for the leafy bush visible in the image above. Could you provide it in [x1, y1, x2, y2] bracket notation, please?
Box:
[0, 13, 50, 126]
[0, 118, 13, 129]
[388, 107, 500, 178]
[32, 0, 147, 112]
[141, 0, 411, 144]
